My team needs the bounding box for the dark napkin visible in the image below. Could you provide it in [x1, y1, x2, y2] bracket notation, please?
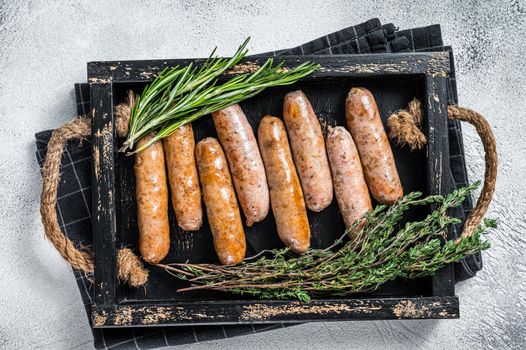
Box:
[35, 18, 478, 350]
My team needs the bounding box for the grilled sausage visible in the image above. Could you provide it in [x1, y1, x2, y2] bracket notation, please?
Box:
[283, 90, 333, 212]
[135, 134, 170, 264]
[326, 126, 372, 229]
[163, 123, 202, 231]
[196, 138, 246, 265]
[345, 87, 403, 204]
[258, 116, 310, 254]
[212, 104, 269, 227]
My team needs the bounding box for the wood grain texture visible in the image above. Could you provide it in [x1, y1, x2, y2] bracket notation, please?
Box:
[91, 296, 459, 327]
[425, 75, 456, 296]
[91, 82, 117, 307]
[87, 52, 450, 83]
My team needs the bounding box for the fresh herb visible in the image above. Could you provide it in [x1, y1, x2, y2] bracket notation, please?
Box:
[159, 182, 494, 302]
[122, 38, 319, 153]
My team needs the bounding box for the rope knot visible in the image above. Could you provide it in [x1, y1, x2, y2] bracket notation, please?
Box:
[115, 90, 136, 137]
[387, 98, 427, 151]
[117, 248, 149, 287]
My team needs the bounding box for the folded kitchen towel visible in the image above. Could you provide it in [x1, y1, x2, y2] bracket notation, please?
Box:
[35, 18, 479, 350]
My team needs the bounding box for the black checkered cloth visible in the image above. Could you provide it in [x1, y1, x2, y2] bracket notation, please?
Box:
[35, 18, 479, 350]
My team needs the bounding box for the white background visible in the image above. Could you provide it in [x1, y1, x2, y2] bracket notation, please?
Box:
[0, 1, 525, 349]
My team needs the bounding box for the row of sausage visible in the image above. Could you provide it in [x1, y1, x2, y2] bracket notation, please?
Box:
[134, 87, 403, 265]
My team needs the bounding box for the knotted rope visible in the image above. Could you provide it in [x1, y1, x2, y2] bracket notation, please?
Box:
[388, 99, 497, 237]
[40, 91, 148, 287]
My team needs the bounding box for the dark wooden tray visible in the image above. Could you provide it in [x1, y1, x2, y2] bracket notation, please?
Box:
[89, 52, 456, 328]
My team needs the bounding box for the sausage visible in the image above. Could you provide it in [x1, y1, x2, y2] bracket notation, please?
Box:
[212, 104, 269, 226]
[135, 134, 170, 264]
[258, 116, 310, 254]
[345, 87, 403, 204]
[326, 126, 372, 229]
[163, 123, 202, 231]
[283, 90, 333, 212]
[195, 138, 246, 265]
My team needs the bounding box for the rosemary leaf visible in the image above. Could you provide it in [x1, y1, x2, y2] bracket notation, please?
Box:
[122, 38, 318, 153]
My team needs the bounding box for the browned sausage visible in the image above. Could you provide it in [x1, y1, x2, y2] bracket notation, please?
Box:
[135, 134, 170, 264]
[345, 87, 403, 204]
[283, 90, 333, 212]
[163, 123, 202, 231]
[326, 126, 372, 229]
[195, 138, 246, 265]
[212, 104, 269, 227]
[258, 116, 310, 254]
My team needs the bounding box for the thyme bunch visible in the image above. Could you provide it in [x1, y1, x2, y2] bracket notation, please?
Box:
[159, 182, 494, 301]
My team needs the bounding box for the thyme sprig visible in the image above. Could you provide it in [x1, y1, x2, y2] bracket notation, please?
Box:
[122, 38, 319, 153]
[159, 182, 494, 301]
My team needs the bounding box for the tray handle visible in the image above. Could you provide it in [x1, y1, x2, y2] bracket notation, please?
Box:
[388, 99, 498, 238]
[40, 111, 148, 287]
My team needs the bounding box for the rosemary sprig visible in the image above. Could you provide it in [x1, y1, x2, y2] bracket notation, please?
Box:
[159, 182, 494, 302]
[122, 38, 319, 153]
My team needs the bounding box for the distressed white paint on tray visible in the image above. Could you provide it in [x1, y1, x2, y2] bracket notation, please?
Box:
[0, 0, 524, 349]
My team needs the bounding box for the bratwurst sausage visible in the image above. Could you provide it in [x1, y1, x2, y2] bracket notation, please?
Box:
[212, 104, 269, 227]
[135, 134, 170, 264]
[163, 123, 202, 231]
[196, 138, 246, 265]
[345, 87, 403, 204]
[258, 116, 310, 254]
[283, 90, 333, 212]
[326, 126, 372, 229]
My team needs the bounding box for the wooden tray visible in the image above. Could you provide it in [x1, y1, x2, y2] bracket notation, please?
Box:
[89, 53, 457, 328]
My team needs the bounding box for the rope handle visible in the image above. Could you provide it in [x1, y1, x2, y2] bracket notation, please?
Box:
[40, 99, 148, 287]
[388, 99, 498, 238]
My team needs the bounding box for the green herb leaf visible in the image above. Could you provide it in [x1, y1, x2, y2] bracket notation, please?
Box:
[160, 183, 494, 301]
[122, 38, 319, 153]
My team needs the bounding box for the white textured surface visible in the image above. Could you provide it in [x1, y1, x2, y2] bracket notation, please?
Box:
[0, 1, 525, 349]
